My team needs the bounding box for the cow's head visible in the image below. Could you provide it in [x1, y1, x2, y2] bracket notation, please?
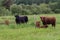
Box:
[15, 15, 20, 18]
[40, 16, 46, 21]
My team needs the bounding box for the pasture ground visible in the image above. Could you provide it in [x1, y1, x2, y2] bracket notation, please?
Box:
[0, 14, 60, 40]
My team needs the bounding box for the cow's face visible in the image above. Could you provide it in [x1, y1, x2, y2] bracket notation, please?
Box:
[40, 16, 45, 21]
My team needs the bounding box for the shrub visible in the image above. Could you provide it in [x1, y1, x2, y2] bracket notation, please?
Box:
[0, 7, 12, 16]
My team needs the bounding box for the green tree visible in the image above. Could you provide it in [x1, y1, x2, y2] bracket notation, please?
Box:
[49, 2, 58, 13]
[10, 4, 22, 15]
[0, 7, 12, 16]
[2, 0, 13, 9]
[39, 3, 53, 14]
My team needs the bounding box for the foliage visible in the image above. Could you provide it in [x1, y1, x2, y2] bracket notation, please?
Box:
[0, 7, 12, 16]
[2, 0, 13, 9]
[39, 3, 53, 14]
[10, 4, 54, 15]
[0, 0, 60, 15]
[10, 4, 22, 15]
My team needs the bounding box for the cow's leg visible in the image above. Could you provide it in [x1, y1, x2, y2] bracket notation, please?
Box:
[26, 22, 27, 24]
[52, 24, 55, 28]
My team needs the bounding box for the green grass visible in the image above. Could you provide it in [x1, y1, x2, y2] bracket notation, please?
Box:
[0, 14, 60, 40]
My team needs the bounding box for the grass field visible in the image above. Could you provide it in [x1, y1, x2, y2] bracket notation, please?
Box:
[0, 14, 60, 40]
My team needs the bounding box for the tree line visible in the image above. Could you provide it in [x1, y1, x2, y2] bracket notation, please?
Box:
[0, 0, 60, 16]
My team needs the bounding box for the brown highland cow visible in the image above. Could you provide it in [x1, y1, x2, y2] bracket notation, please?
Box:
[40, 16, 56, 28]
[35, 21, 48, 28]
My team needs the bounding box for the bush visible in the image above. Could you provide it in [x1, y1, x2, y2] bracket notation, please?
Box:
[55, 9, 60, 13]
[10, 4, 22, 15]
[10, 4, 54, 15]
[39, 3, 53, 14]
[0, 7, 12, 16]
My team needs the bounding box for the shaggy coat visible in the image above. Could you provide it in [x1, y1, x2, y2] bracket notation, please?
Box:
[5, 20, 9, 25]
[40, 16, 56, 28]
[36, 21, 40, 28]
[35, 21, 48, 28]
[40, 25, 48, 28]
[15, 15, 28, 24]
